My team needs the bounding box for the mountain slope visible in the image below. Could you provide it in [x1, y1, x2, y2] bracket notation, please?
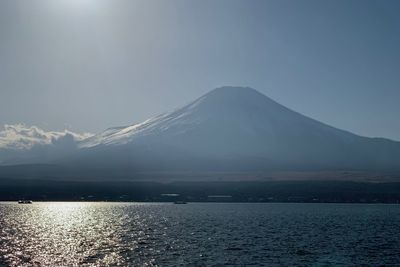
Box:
[75, 86, 400, 172]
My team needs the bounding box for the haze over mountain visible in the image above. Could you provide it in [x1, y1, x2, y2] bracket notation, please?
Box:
[1, 86, 400, 180]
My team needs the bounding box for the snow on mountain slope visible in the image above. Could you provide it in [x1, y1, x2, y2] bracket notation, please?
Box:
[76, 86, 400, 171]
[79, 86, 357, 155]
[81, 87, 353, 147]
[2, 87, 399, 172]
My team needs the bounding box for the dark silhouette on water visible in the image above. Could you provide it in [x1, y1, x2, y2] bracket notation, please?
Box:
[17, 200, 32, 204]
[173, 201, 187, 204]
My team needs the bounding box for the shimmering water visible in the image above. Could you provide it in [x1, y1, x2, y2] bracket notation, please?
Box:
[0, 203, 400, 266]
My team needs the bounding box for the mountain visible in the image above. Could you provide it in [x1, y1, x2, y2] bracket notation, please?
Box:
[1, 86, 400, 181]
[70, 86, 400, 173]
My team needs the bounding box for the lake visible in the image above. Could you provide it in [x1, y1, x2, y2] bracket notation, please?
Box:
[0, 202, 399, 266]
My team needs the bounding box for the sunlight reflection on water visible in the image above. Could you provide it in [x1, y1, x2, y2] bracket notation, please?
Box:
[1, 202, 400, 266]
[0, 202, 158, 266]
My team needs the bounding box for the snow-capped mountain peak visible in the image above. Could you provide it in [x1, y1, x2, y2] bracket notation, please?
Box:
[80, 86, 355, 151]
[2, 87, 400, 172]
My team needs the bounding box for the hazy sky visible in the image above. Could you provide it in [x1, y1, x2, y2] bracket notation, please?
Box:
[0, 0, 399, 140]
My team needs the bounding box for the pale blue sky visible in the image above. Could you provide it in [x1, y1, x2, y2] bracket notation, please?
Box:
[0, 0, 399, 140]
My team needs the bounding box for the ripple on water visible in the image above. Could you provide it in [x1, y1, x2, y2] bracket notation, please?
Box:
[0, 202, 400, 266]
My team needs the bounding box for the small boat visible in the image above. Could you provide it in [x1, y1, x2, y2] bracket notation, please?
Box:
[18, 200, 32, 204]
[174, 201, 187, 204]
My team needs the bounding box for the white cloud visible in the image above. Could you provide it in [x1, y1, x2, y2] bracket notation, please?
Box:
[0, 124, 93, 150]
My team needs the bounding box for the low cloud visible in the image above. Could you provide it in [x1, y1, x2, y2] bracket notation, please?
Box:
[0, 124, 92, 150]
[0, 124, 93, 165]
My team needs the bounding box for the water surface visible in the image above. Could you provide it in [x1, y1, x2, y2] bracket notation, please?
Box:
[0, 202, 399, 266]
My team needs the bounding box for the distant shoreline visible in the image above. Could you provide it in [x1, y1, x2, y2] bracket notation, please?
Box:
[1, 201, 400, 205]
[1, 179, 400, 204]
